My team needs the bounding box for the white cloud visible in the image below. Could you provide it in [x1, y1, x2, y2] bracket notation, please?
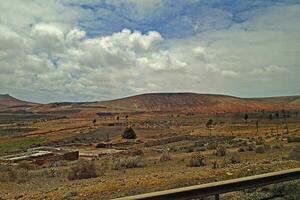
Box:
[0, 17, 206, 102]
[0, 1, 299, 102]
[251, 65, 289, 75]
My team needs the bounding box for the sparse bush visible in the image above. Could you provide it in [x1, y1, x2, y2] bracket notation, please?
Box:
[170, 146, 180, 152]
[68, 160, 100, 180]
[0, 171, 10, 182]
[246, 144, 255, 151]
[8, 167, 30, 183]
[17, 161, 36, 170]
[287, 136, 300, 143]
[185, 146, 194, 153]
[228, 152, 241, 164]
[61, 191, 78, 200]
[128, 149, 144, 157]
[238, 146, 246, 152]
[111, 156, 146, 170]
[50, 160, 68, 167]
[263, 144, 271, 151]
[215, 145, 226, 156]
[288, 146, 300, 161]
[48, 167, 58, 177]
[187, 152, 205, 167]
[255, 137, 265, 145]
[261, 181, 300, 199]
[255, 146, 265, 154]
[160, 150, 171, 162]
[207, 143, 217, 150]
[194, 146, 207, 152]
[271, 144, 283, 150]
[122, 127, 136, 139]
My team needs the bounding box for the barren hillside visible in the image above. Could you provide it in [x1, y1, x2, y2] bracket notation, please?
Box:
[0, 94, 38, 108]
[2, 93, 300, 113]
[98, 93, 300, 113]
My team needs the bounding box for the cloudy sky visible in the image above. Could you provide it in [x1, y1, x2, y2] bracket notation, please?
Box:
[0, 0, 300, 103]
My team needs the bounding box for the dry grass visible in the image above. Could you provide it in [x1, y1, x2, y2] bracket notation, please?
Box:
[228, 152, 241, 164]
[215, 145, 226, 156]
[187, 152, 205, 167]
[111, 156, 147, 170]
[255, 145, 266, 154]
[288, 146, 300, 161]
[160, 150, 171, 162]
[17, 161, 36, 170]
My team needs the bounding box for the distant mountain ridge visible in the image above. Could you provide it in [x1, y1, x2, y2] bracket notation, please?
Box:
[1, 93, 300, 113]
[98, 93, 300, 112]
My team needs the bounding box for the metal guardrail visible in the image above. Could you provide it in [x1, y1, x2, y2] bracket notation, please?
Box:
[113, 168, 300, 200]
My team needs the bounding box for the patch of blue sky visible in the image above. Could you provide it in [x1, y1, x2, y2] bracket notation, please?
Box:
[68, 0, 300, 38]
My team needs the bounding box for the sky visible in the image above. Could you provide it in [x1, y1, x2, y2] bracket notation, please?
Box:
[0, 0, 300, 103]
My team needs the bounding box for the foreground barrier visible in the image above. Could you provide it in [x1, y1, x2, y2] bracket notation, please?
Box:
[113, 168, 300, 200]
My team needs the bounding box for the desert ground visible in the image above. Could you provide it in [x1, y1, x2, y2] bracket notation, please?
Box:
[0, 93, 299, 200]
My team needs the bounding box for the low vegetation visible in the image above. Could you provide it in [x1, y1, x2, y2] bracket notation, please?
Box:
[215, 145, 226, 156]
[187, 152, 205, 167]
[68, 160, 102, 180]
[0, 137, 44, 153]
[288, 146, 300, 161]
[228, 152, 241, 164]
[111, 156, 147, 170]
[160, 150, 171, 162]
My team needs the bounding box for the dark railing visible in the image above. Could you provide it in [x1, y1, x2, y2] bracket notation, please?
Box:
[112, 168, 300, 200]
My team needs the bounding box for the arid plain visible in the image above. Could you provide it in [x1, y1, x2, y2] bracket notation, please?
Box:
[0, 93, 299, 200]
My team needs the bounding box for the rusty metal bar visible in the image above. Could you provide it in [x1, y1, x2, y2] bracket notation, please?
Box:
[112, 168, 300, 200]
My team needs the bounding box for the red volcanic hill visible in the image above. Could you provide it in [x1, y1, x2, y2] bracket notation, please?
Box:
[0, 94, 39, 108]
[98, 93, 300, 113]
[7, 92, 300, 114]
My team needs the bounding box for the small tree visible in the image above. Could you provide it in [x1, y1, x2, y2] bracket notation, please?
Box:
[122, 127, 136, 139]
[92, 119, 96, 126]
[281, 109, 286, 118]
[244, 113, 249, 123]
[206, 119, 214, 136]
[269, 114, 273, 120]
